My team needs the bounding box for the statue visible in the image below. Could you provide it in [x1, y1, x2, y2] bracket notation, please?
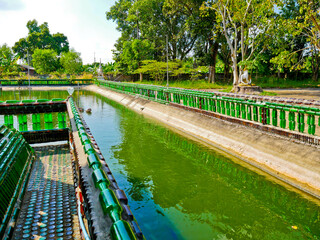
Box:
[233, 67, 263, 94]
[239, 68, 251, 85]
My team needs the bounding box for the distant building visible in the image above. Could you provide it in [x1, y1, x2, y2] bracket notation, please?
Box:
[18, 64, 36, 76]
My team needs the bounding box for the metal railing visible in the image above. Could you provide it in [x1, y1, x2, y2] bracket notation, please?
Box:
[0, 99, 69, 144]
[0, 79, 94, 86]
[95, 80, 320, 140]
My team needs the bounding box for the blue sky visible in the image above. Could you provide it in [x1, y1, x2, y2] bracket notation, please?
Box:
[0, 0, 120, 64]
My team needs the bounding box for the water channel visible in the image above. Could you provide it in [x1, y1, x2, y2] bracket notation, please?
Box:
[1, 89, 320, 240]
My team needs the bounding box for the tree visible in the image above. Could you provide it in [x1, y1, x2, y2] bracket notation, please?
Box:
[107, 0, 199, 63]
[60, 49, 83, 75]
[269, 0, 319, 81]
[115, 39, 154, 80]
[13, 19, 69, 61]
[299, 0, 320, 50]
[135, 60, 180, 82]
[32, 49, 58, 75]
[205, 0, 278, 86]
[298, 0, 320, 80]
[103, 62, 116, 74]
[165, 0, 222, 83]
[0, 44, 14, 72]
[0, 44, 20, 77]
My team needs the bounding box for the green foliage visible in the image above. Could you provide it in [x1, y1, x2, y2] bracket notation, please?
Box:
[103, 62, 116, 74]
[137, 79, 231, 89]
[60, 49, 83, 75]
[260, 91, 278, 96]
[116, 39, 154, 74]
[13, 19, 69, 61]
[135, 60, 180, 82]
[32, 49, 58, 75]
[107, 0, 199, 63]
[0, 44, 14, 73]
[252, 76, 320, 88]
[0, 44, 20, 77]
[298, 0, 320, 50]
[171, 59, 209, 81]
[106, 0, 320, 84]
[270, 51, 299, 73]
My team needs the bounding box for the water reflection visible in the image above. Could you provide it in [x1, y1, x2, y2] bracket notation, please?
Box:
[88, 93, 320, 240]
[0, 89, 69, 100]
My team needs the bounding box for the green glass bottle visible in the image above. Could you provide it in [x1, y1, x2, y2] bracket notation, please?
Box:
[92, 168, 110, 190]
[110, 220, 136, 240]
[99, 189, 122, 222]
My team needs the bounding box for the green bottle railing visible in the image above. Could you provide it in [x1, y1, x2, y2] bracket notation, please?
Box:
[0, 79, 94, 86]
[95, 80, 320, 137]
[69, 98, 137, 240]
[0, 125, 35, 238]
[1, 99, 67, 131]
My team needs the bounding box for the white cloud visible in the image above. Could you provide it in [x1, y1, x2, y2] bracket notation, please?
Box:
[0, 0, 25, 10]
[0, 0, 120, 64]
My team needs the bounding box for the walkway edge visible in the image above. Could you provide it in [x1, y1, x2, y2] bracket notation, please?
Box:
[86, 85, 320, 199]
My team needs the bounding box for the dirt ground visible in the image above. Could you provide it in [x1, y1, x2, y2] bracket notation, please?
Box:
[264, 88, 320, 101]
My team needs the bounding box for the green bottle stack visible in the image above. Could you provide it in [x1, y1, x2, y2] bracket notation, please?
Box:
[69, 98, 138, 240]
[0, 125, 35, 238]
[32, 114, 41, 130]
[18, 114, 28, 132]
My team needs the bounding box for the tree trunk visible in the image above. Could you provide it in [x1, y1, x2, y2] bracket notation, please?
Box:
[312, 70, 319, 81]
[172, 40, 177, 60]
[223, 64, 229, 81]
[210, 41, 219, 84]
[311, 49, 320, 81]
[140, 72, 143, 82]
[231, 53, 238, 85]
[208, 66, 215, 83]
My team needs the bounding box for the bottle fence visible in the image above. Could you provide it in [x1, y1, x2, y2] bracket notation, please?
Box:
[0, 79, 93, 86]
[69, 98, 137, 240]
[95, 80, 320, 138]
[0, 99, 67, 132]
[0, 125, 35, 237]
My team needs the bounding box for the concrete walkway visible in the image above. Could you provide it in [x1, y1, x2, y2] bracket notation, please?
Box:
[265, 88, 320, 101]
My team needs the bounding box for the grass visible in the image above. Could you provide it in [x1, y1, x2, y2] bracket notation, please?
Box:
[133, 79, 280, 96]
[252, 76, 320, 89]
[259, 91, 278, 96]
[134, 76, 320, 91]
[134, 79, 231, 90]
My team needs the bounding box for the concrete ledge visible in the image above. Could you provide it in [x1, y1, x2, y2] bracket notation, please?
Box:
[85, 85, 320, 199]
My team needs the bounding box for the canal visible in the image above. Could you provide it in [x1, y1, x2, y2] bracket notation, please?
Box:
[1, 89, 320, 240]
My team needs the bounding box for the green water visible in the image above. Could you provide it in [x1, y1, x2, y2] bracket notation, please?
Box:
[1, 89, 320, 240]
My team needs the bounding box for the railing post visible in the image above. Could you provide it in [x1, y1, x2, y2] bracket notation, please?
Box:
[261, 107, 267, 125]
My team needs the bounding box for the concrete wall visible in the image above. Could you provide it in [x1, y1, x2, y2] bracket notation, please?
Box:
[86, 85, 320, 199]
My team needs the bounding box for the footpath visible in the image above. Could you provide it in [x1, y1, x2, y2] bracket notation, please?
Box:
[266, 88, 320, 101]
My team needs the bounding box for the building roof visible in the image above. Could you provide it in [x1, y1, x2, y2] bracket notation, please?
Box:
[18, 64, 35, 70]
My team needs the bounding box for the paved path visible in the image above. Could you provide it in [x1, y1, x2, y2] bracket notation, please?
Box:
[265, 88, 320, 101]
[12, 145, 80, 240]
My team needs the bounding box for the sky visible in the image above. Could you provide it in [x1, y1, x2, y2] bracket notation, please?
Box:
[0, 0, 120, 64]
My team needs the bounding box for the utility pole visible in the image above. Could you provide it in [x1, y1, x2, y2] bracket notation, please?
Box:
[166, 35, 169, 88]
[27, 50, 30, 89]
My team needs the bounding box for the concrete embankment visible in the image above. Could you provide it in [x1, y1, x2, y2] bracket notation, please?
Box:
[87, 85, 320, 198]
